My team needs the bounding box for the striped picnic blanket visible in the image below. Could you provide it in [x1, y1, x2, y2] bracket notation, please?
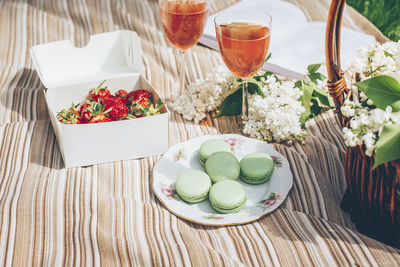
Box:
[0, 0, 399, 266]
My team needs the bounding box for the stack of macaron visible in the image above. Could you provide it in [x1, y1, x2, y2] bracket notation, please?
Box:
[174, 139, 276, 214]
[198, 139, 231, 167]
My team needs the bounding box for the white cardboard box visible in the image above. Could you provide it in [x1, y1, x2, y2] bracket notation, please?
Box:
[30, 30, 169, 168]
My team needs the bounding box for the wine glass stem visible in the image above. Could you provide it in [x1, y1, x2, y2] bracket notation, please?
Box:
[242, 79, 249, 118]
[179, 50, 189, 92]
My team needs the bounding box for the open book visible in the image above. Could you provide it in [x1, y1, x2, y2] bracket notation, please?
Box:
[200, 0, 376, 79]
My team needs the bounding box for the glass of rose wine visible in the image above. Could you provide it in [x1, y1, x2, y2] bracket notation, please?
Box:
[214, 10, 272, 119]
[159, 0, 208, 92]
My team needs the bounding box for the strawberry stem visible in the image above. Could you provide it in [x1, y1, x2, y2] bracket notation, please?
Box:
[93, 80, 107, 93]
[104, 107, 113, 114]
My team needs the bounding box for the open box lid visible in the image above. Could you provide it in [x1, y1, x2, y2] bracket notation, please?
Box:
[30, 30, 143, 88]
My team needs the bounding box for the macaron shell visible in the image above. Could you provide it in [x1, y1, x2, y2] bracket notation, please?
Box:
[209, 180, 246, 213]
[205, 152, 240, 183]
[212, 203, 245, 214]
[240, 173, 272, 184]
[176, 170, 211, 203]
[179, 192, 209, 203]
[240, 153, 275, 184]
[198, 139, 231, 164]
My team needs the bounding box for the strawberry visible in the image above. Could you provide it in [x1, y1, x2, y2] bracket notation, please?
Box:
[126, 89, 150, 105]
[102, 96, 129, 121]
[80, 100, 97, 123]
[79, 99, 113, 124]
[136, 98, 151, 107]
[89, 114, 112, 123]
[88, 80, 111, 102]
[127, 90, 152, 117]
[115, 89, 128, 103]
[57, 103, 81, 124]
[88, 105, 113, 123]
[131, 98, 165, 118]
[129, 97, 150, 117]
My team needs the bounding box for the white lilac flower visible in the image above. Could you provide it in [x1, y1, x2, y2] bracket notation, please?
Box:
[341, 100, 356, 117]
[341, 41, 400, 156]
[359, 92, 368, 102]
[172, 66, 234, 123]
[391, 111, 400, 124]
[172, 66, 307, 143]
[343, 127, 362, 147]
[366, 99, 374, 106]
[351, 41, 400, 78]
[342, 104, 392, 154]
[362, 131, 376, 157]
[242, 76, 306, 143]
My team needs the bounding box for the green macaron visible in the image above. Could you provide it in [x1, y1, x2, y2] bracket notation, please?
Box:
[239, 153, 275, 184]
[199, 139, 231, 167]
[205, 151, 240, 183]
[209, 180, 247, 213]
[175, 170, 212, 203]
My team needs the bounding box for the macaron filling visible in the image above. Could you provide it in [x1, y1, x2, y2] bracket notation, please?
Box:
[240, 174, 272, 184]
[211, 202, 246, 213]
[199, 155, 208, 167]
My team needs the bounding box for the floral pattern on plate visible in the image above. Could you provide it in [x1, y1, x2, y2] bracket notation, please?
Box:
[203, 214, 224, 220]
[271, 156, 283, 167]
[172, 149, 186, 162]
[159, 183, 180, 201]
[259, 192, 282, 209]
[225, 137, 244, 152]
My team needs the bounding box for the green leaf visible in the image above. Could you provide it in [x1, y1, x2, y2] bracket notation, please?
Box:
[299, 84, 313, 127]
[266, 53, 272, 62]
[310, 98, 322, 116]
[307, 63, 322, 74]
[309, 72, 327, 84]
[354, 75, 400, 112]
[253, 72, 273, 81]
[253, 71, 281, 84]
[247, 77, 265, 97]
[373, 124, 400, 169]
[263, 71, 274, 77]
[311, 84, 334, 107]
[294, 80, 303, 89]
[231, 78, 242, 89]
[222, 79, 242, 100]
[156, 98, 164, 110]
[215, 89, 242, 117]
[384, 51, 394, 59]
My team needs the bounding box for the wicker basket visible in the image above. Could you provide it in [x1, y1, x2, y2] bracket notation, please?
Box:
[326, 0, 400, 248]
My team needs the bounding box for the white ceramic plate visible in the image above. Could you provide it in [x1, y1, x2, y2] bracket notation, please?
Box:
[152, 134, 293, 226]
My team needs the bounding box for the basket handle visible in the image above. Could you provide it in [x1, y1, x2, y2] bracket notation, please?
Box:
[325, 0, 349, 124]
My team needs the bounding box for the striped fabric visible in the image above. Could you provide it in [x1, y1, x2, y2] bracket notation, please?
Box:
[0, 0, 399, 266]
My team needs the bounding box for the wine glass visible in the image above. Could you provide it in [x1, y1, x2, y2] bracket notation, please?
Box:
[214, 10, 272, 118]
[159, 0, 208, 92]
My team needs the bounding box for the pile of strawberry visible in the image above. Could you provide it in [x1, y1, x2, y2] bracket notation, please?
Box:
[57, 81, 164, 124]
